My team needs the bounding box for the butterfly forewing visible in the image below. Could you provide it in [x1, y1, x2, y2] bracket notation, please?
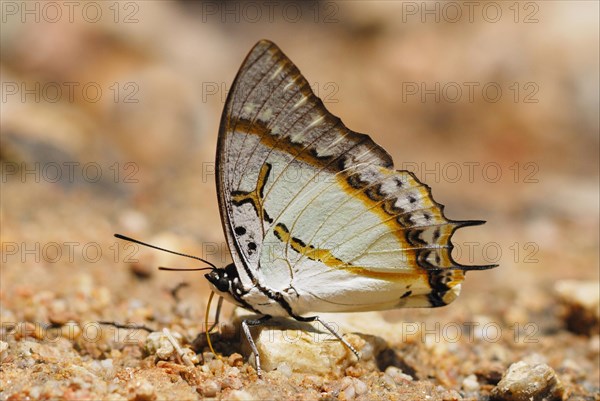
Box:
[217, 40, 492, 314]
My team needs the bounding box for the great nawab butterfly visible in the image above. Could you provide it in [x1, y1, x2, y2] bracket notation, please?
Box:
[117, 40, 497, 376]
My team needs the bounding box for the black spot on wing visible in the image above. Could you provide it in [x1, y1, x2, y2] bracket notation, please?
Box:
[393, 177, 403, 188]
[263, 209, 274, 223]
[292, 236, 307, 248]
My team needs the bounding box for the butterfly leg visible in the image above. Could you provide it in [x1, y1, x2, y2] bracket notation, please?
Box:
[294, 315, 360, 360]
[241, 315, 271, 378]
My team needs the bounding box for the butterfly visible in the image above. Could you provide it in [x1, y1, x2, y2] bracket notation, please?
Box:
[116, 39, 496, 377]
[202, 40, 497, 374]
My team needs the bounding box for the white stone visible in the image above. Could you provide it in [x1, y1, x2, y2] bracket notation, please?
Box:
[235, 313, 374, 376]
[353, 378, 368, 395]
[491, 361, 564, 401]
[145, 331, 175, 360]
[385, 366, 413, 383]
[197, 379, 220, 397]
[0, 340, 8, 360]
[462, 374, 480, 392]
[132, 379, 155, 401]
[555, 280, 600, 312]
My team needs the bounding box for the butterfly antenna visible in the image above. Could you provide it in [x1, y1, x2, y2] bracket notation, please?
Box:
[114, 233, 218, 270]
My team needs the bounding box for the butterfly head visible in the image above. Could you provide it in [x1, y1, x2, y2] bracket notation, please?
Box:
[204, 263, 244, 306]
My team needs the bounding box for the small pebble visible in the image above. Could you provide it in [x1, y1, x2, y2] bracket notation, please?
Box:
[48, 310, 76, 326]
[340, 377, 355, 400]
[490, 361, 564, 401]
[345, 364, 364, 378]
[228, 353, 244, 367]
[14, 322, 45, 340]
[196, 379, 220, 397]
[0, 341, 8, 360]
[352, 378, 368, 395]
[145, 332, 175, 360]
[385, 366, 413, 383]
[555, 280, 600, 335]
[202, 352, 216, 363]
[222, 366, 242, 390]
[462, 374, 480, 392]
[60, 322, 81, 340]
[339, 376, 368, 400]
[181, 348, 200, 365]
[380, 374, 396, 390]
[440, 389, 463, 401]
[475, 362, 504, 385]
[221, 376, 243, 390]
[208, 358, 225, 374]
[131, 379, 156, 401]
[359, 339, 374, 359]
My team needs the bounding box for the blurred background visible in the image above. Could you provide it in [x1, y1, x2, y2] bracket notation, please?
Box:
[1, 0, 598, 395]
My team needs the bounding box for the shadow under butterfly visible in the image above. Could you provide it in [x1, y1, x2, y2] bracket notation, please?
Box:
[116, 40, 497, 377]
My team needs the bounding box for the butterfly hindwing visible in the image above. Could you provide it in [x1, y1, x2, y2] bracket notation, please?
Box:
[217, 40, 492, 314]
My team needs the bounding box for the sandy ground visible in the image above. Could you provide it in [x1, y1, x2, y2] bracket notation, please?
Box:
[1, 2, 598, 400]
